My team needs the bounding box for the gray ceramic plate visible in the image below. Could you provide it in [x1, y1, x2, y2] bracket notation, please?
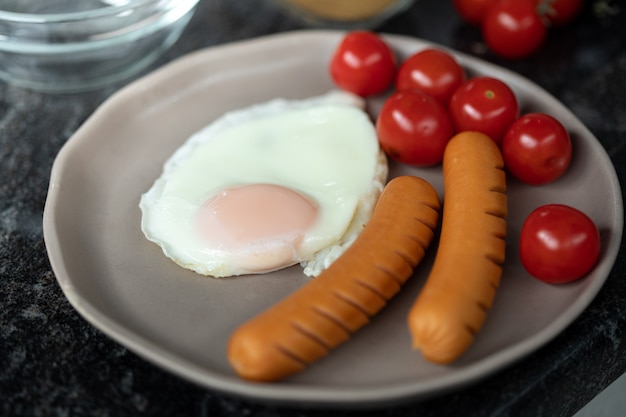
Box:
[43, 31, 623, 407]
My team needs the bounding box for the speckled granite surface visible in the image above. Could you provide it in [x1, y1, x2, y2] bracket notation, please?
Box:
[1, 1, 625, 416]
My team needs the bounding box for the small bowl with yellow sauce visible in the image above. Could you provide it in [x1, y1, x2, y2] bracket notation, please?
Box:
[274, 0, 415, 29]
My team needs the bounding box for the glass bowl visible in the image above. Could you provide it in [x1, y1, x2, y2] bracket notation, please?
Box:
[0, 0, 200, 93]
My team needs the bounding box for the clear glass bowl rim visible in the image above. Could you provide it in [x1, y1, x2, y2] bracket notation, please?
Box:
[0, 0, 170, 23]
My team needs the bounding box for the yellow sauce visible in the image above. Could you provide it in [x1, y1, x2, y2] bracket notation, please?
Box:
[285, 0, 401, 21]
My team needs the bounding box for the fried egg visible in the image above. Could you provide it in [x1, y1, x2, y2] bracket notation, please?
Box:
[140, 91, 388, 278]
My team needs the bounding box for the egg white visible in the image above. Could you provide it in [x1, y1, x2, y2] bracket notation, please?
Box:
[140, 91, 388, 277]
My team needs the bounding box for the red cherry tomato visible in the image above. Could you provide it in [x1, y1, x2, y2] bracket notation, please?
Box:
[453, 0, 500, 25]
[376, 90, 454, 166]
[395, 48, 467, 105]
[329, 31, 396, 97]
[502, 113, 572, 185]
[482, 0, 547, 59]
[520, 204, 601, 284]
[448, 76, 520, 145]
[535, 0, 583, 26]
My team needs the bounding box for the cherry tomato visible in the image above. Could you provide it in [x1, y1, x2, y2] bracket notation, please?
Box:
[448, 76, 519, 145]
[502, 113, 572, 185]
[535, 0, 583, 26]
[482, 0, 547, 59]
[395, 48, 467, 105]
[376, 90, 454, 166]
[453, 0, 500, 25]
[329, 31, 396, 97]
[520, 204, 601, 284]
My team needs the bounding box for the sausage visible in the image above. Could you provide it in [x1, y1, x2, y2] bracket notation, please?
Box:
[228, 175, 441, 382]
[407, 131, 507, 364]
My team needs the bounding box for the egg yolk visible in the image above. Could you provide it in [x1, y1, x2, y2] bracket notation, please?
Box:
[195, 184, 319, 273]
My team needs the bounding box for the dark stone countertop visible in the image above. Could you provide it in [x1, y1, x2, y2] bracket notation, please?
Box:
[1, 1, 625, 416]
